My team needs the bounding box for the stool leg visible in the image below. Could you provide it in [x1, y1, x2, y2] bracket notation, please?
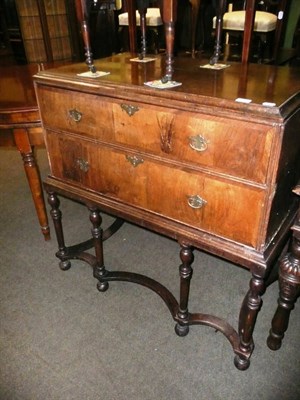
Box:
[210, 0, 226, 64]
[267, 231, 300, 350]
[162, 0, 177, 81]
[138, 7, 147, 58]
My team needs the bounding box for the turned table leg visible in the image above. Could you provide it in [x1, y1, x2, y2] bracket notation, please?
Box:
[235, 273, 266, 370]
[13, 128, 50, 241]
[267, 190, 300, 350]
[89, 207, 109, 292]
[47, 192, 70, 270]
[175, 244, 194, 337]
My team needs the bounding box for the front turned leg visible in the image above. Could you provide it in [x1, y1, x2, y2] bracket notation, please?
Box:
[89, 208, 109, 292]
[47, 192, 71, 271]
[235, 273, 266, 370]
[175, 244, 194, 337]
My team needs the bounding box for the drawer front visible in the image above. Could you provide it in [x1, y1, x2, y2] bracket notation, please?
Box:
[38, 86, 273, 184]
[46, 131, 264, 248]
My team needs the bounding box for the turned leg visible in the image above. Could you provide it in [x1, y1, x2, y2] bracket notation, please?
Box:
[14, 128, 50, 240]
[161, 0, 177, 82]
[89, 208, 109, 292]
[267, 222, 300, 350]
[175, 244, 194, 337]
[47, 192, 71, 271]
[139, 9, 147, 58]
[75, 0, 96, 73]
[137, 1, 149, 58]
[234, 273, 266, 370]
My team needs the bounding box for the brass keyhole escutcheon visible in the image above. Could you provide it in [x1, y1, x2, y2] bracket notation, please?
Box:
[120, 103, 139, 116]
[126, 155, 144, 167]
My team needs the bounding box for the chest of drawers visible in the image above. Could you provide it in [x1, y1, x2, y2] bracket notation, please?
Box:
[34, 54, 300, 369]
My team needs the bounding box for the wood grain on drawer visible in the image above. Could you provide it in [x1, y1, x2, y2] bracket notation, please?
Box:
[38, 86, 274, 184]
[46, 131, 265, 248]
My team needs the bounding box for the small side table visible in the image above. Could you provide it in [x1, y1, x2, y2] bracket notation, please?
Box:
[0, 63, 50, 240]
[267, 184, 300, 350]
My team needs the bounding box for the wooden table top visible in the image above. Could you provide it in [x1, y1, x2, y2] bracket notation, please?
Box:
[0, 64, 40, 112]
[0, 62, 69, 128]
[35, 53, 300, 121]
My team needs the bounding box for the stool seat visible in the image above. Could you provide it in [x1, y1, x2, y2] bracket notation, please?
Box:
[213, 10, 277, 32]
[118, 7, 163, 27]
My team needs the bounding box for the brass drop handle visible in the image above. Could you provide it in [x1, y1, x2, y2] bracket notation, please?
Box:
[126, 155, 144, 167]
[121, 103, 139, 116]
[187, 194, 207, 209]
[76, 158, 89, 173]
[189, 134, 208, 152]
[69, 108, 82, 122]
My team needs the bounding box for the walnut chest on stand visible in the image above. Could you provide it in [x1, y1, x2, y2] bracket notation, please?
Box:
[34, 54, 300, 370]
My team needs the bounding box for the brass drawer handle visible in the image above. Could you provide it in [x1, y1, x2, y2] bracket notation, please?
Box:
[121, 103, 139, 116]
[189, 135, 208, 152]
[126, 155, 144, 167]
[69, 108, 82, 122]
[187, 195, 207, 209]
[76, 158, 89, 172]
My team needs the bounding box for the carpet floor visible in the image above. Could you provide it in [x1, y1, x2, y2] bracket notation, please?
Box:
[0, 147, 299, 400]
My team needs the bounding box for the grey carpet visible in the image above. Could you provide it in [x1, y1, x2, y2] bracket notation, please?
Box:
[0, 147, 299, 400]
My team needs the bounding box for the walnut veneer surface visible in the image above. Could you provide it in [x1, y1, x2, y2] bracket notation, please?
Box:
[34, 53, 300, 369]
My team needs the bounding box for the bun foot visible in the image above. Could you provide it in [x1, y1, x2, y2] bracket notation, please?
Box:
[97, 281, 109, 292]
[175, 323, 189, 337]
[59, 260, 71, 271]
[267, 331, 282, 351]
[234, 355, 250, 371]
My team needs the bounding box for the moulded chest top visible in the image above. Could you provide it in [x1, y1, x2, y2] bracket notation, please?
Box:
[34, 53, 300, 121]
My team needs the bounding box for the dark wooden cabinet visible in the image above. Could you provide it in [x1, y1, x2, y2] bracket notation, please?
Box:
[14, 0, 81, 63]
[0, 0, 26, 63]
[34, 54, 300, 369]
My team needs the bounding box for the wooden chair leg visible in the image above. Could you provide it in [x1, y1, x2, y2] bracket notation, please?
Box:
[242, 0, 256, 64]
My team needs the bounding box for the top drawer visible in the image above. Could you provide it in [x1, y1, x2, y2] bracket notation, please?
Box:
[37, 85, 275, 184]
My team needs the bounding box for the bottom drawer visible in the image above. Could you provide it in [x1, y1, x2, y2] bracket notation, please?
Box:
[46, 132, 265, 248]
